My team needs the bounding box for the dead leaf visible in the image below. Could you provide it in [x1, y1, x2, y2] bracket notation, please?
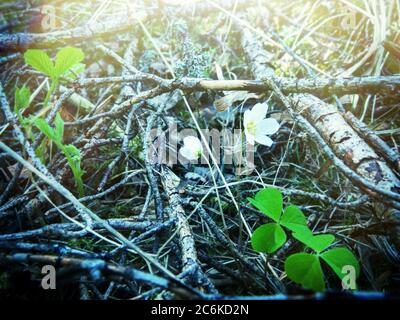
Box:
[214, 91, 259, 112]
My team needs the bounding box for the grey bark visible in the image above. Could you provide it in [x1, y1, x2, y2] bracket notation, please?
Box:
[240, 28, 400, 207]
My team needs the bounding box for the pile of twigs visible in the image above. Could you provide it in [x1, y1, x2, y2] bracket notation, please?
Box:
[0, 0, 399, 299]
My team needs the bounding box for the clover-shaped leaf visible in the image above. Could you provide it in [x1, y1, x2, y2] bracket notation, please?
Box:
[285, 253, 325, 292]
[293, 229, 335, 253]
[248, 187, 361, 292]
[285, 231, 359, 292]
[285, 247, 360, 292]
[251, 223, 286, 253]
[247, 188, 282, 222]
[280, 205, 308, 233]
[249, 188, 311, 254]
[321, 248, 360, 284]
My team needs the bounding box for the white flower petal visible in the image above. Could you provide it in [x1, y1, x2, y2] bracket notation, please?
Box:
[245, 129, 255, 145]
[250, 103, 269, 121]
[256, 118, 280, 135]
[180, 146, 198, 160]
[183, 136, 203, 153]
[243, 109, 252, 127]
[254, 134, 273, 146]
[184, 136, 201, 149]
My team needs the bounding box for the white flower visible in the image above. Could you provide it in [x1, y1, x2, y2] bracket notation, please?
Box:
[179, 136, 203, 161]
[243, 103, 280, 146]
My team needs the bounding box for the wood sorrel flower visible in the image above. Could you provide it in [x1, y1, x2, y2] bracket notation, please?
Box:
[179, 136, 203, 161]
[244, 103, 280, 146]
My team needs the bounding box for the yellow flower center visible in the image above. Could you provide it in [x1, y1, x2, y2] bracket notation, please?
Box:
[195, 150, 202, 158]
[246, 121, 257, 136]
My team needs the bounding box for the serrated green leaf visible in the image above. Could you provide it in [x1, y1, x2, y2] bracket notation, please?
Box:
[251, 223, 286, 253]
[64, 63, 85, 80]
[14, 86, 31, 112]
[54, 47, 84, 78]
[321, 248, 360, 284]
[247, 188, 282, 222]
[63, 144, 84, 197]
[285, 253, 325, 292]
[280, 205, 309, 233]
[54, 113, 64, 144]
[64, 144, 83, 177]
[293, 229, 335, 253]
[24, 49, 54, 78]
[35, 139, 47, 163]
[34, 117, 56, 142]
[64, 144, 81, 165]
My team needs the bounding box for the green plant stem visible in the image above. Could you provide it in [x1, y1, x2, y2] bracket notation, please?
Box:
[62, 146, 84, 197]
[43, 79, 57, 109]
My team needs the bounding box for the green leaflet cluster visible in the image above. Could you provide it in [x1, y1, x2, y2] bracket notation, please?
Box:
[14, 86, 33, 139]
[14, 47, 86, 197]
[248, 188, 360, 292]
[35, 113, 85, 197]
[24, 47, 85, 109]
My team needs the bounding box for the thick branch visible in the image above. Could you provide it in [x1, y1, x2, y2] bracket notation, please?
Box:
[240, 28, 400, 208]
[0, 15, 143, 50]
[71, 75, 400, 96]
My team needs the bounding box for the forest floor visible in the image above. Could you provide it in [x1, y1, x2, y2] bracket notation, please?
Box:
[0, 0, 399, 300]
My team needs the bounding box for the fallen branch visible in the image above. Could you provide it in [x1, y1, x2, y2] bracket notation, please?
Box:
[344, 111, 400, 172]
[0, 253, 192, 296]
[0, 141, 202, 298]
[161, 166, 218, 294]
[0, 15, 144, 50]
[240, 28, 400, 208]
[0, 218, 159, 241]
